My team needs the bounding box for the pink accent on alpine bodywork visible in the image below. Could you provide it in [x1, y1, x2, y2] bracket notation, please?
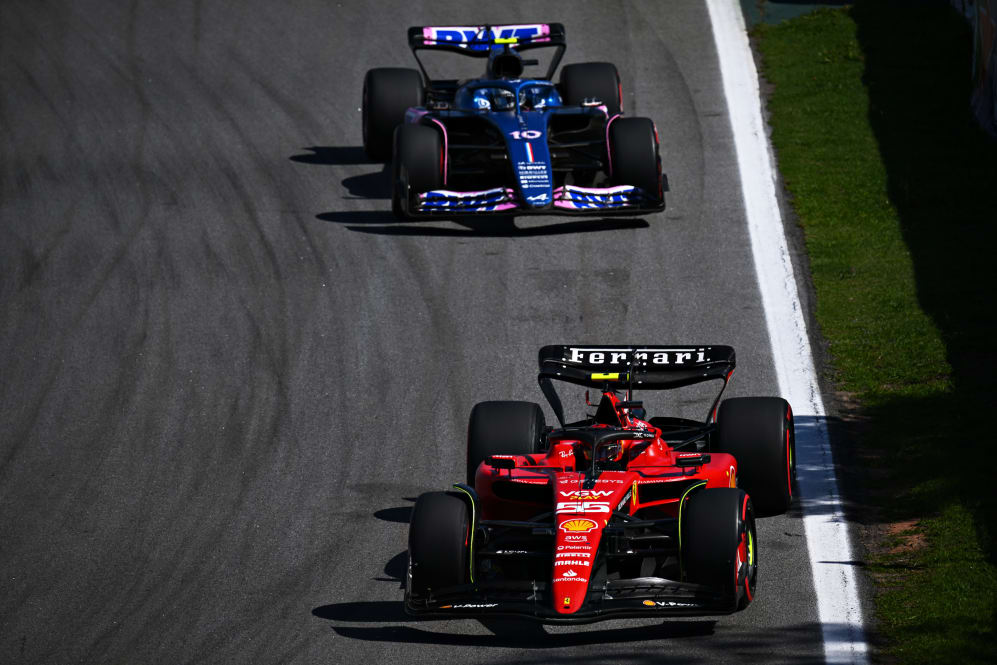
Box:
[421, 24, 551, 44]
[605, 113, 621, 177]
[552, 184, 640, 210]
[420, 187, 516, 198]
[427, 118, 448, 185]
[417, 187, 518, 212]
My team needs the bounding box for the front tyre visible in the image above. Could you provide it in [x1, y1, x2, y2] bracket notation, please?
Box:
[608, 117, 662, 203]
[681, 488, 758, 611]
[408, 491, 470, 596]
[391, 123, 443, 219]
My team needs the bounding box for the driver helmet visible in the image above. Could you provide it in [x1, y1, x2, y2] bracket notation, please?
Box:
[520, 84, 562, 110]
[487, 87, 516, 111]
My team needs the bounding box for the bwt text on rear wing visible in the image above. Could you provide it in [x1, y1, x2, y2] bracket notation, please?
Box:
[407, 23, 566, 80]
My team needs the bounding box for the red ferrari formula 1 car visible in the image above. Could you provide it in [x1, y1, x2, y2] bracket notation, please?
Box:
[405, 345, 796, 623]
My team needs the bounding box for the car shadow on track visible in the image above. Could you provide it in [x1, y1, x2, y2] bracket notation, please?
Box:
[311, 600, 716, 647]
[319, 212, 651, 237]
[291, 146, 653, 236]
[290, 146, 390, 199]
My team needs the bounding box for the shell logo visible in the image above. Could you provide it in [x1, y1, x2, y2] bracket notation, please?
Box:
[560, 518, 598, 533]
[643, 600, 656, 607]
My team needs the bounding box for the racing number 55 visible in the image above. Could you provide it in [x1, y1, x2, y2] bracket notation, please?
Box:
[556, 501, 611, 514]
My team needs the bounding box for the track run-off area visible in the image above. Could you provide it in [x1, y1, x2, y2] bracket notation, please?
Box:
[1, 1, 866, 663]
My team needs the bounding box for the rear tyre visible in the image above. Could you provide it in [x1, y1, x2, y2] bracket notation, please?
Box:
[715, 397, 796, 516]
[391, 123, 443, 219]
[466, 401, 546, 486]
[408, 491, 470, 595]
[558, 62, 622, 116]
[682, 488, 757, 611]
[608, 117, 662, 201]
[363, 68, 424, 161]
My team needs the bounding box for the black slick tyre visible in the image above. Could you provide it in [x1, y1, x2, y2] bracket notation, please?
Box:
[391, 123, 443, 219]
[715, 397, 796, 516]
[681, 487, 758, 611]
[558, 62, 622, 116]
[466, 401, 546, 486]
[363, 68, 424, 161]
[408, 491, 470, 596]
[608, 117, 662, 201]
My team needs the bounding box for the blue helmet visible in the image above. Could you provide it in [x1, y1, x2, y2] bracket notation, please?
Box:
[519, 84, 562, 110]
[470, 87, 515, 112]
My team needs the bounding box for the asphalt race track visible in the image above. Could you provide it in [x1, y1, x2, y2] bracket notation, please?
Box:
[1, 1, 826, 662]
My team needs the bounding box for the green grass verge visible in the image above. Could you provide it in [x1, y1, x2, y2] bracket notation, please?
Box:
[754, 2, 997, 662]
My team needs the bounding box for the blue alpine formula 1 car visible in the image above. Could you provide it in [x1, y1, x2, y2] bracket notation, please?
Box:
[361, 23, 666, 218]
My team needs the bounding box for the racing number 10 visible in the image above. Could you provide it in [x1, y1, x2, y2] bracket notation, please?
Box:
[508, 130, 542, 140]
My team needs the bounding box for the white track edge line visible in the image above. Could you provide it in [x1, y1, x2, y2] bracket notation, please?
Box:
[705, 2, 869, 663]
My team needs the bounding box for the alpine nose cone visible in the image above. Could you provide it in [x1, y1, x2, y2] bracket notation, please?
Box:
[506, 113, 553, 208]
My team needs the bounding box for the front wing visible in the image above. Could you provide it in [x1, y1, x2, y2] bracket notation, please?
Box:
[413, 184, 665, 216]
[405, 576, 736, 623]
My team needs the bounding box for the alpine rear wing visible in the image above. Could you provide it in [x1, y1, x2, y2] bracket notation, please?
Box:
[537, 345, 736, 425]
[407, 23, 566, 80]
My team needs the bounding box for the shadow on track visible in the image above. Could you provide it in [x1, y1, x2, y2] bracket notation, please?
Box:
[291, 146, 653, 236]
[290, 146, 390, 199]
[311, 600, 715, 647]
[323, 214, 651, 237]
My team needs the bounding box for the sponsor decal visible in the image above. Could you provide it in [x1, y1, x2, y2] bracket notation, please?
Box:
[564, 348, 709, 366]
[563, 534, 589, 542]
[554, 559, 590, 566]
[617, 490, 632, 512]
[560, 518, 598, 533]
[638, 476, 686, 484]
[559, 490, 612, 499]
[557, 544, 591, 551]
[514, 161, 550, 188]
[554, 576, 588, 583]
[563, 596, 571, 607]
[591, 372, 619, 380]
[555, 552, 591, 558]
[527, 192, 549, 202]
[561, 569, 578, 577]
[642, 600, 697, 608]
[424, 25, 544, 49]
[443, 603, 499, 609]
[496, 550, 528, 555]
[510, 478, 548, 485]
[558, 450, 572, 458]
[556, 501, 611, 514]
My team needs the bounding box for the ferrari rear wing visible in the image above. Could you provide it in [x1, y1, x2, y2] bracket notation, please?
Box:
[537, 345, 736, 425]
[407, 23, 566, 80]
